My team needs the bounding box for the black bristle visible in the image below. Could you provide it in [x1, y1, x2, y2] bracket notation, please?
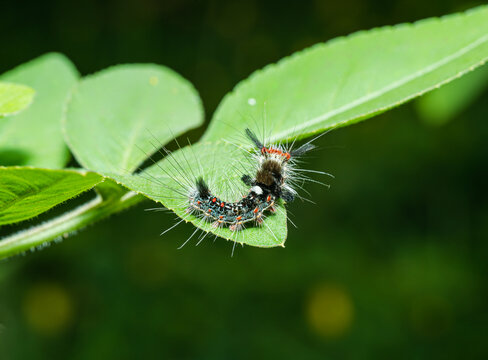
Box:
[245, 128, 264, 149]
[241, 174, 254, 186]
[195, 177, 210, 197]
[290, 143, 315, 157]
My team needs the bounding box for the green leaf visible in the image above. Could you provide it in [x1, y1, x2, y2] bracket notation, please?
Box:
[203, 5, 488, 143]
[0, 167, 102, 226]
[416, 63, 488, 125]
[0, 53, 79, 168]
[110, 142, 287, 247]
[0, 82, 35, 117]
[63, 64, 204, 175]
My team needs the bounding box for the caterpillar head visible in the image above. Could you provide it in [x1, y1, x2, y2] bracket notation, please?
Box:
[245, 127, 315, 162]
[245, 128, 318, 200]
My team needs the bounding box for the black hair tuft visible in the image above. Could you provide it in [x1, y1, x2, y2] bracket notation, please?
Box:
[245, 128, 264, 149]
[195, 177, 210, 197]
[290, 143, 315, 157]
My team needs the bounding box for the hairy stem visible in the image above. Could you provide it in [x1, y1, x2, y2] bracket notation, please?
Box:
[0, 191, 145, 260]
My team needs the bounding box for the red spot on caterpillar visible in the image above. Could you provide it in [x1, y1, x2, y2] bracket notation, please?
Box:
[236, 216, 242, 221]
[263, 147, 291, 160]
[207, 209, 212, 213]
[212, 197, 216, 203]
[253, 207, 259, 213]
[266, 195, 271, 202]
[197, 200, 201, 205]
[219, 215, 224, 219]
[220, 202, 225, 208]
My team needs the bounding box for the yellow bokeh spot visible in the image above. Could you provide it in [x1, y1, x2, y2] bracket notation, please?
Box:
[149, 76, 159, 86]
[305, 283, 354, 339]
[22, 282, 73, 336]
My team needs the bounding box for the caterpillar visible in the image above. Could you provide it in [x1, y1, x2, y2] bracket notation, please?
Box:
[142, 127, 330, 250]
[186, 129, 317, 232]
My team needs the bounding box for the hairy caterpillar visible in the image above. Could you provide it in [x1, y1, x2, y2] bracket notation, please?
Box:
[142, 127, 330, 250]
[187, 129, 317, 232]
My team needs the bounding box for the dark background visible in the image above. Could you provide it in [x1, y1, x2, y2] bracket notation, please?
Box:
[1, 0, 488, 359]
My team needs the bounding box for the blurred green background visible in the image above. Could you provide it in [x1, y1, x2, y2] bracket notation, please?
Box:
[1, 0, 488, 359]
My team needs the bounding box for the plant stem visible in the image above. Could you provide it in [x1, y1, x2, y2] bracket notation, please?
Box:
[0, 191, 145, 260]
